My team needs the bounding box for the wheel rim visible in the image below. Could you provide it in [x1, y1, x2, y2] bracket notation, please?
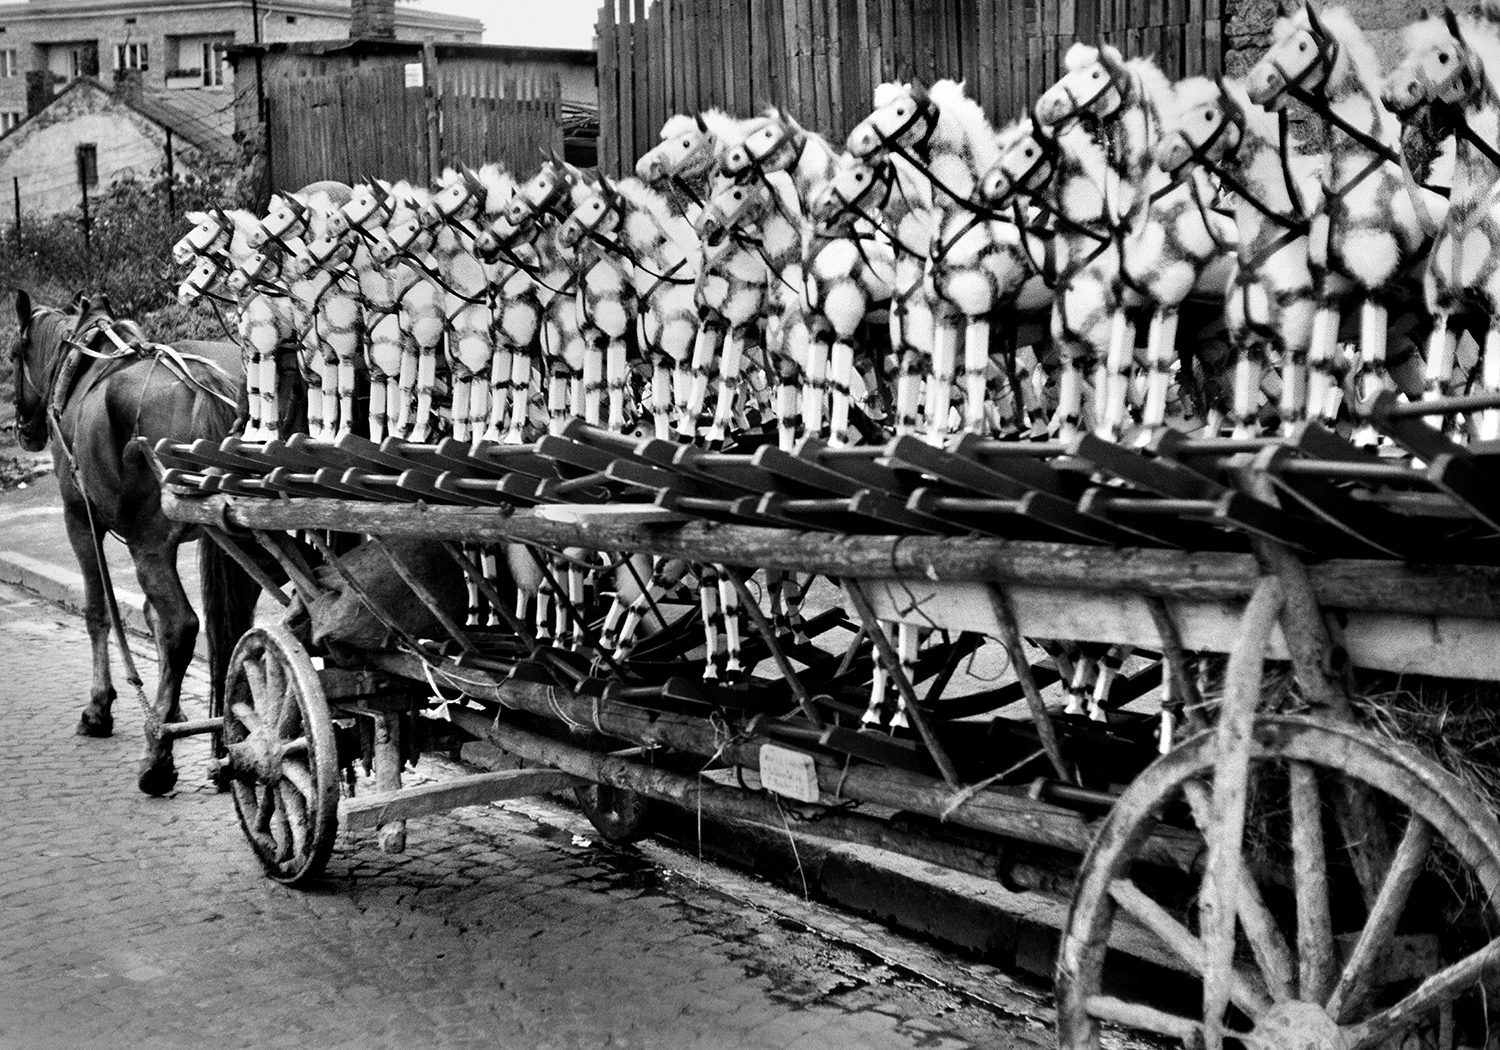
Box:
[1058, 715, 1500, 1050]
[223, 624, 340, 885]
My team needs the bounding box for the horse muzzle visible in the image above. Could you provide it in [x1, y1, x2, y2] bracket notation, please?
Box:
[1246, 65, 1287, 108]
[1154, 134, 1194, 174]
[846, 124, 880, 160]
[556, 217, 585, 249]
[979, 166, 1015, 207]
[635, 153, 664, 182]
[1033, 91, 1071, 128]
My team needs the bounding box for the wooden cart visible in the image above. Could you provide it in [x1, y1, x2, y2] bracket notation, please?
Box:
[152, 393, 1500, 1050]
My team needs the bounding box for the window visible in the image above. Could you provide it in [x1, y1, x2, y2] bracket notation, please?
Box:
[76, 144, 97, 190]
[285, 15, 297, 23]
[0, 51, 15, 78]
[0, 112, 21, 134]
[114, 42, 148, 71]
[201, 41, 224, 87]
[67, 44, 99, 80]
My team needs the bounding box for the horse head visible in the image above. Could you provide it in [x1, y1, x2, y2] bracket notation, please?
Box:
[506, 160, 577, 227]
[253, 192, 309, 250]
[557, 176, 626, 250]
[638, 112, 720, 186]
[719, 108, 807, 180]
[695, 178, 764, 248]
[9, 290, 52, 452]
[1156, 75, 1248, 174]
[427, 165, 488, 228]
[807, 157, 889, 227]
[847, 82, 939, 161]
[1246, 0, 1338, 109]
[1035, 42, 1133, 128]
[336, 179, 394, 242]
[1383, 8, 1487, 117]
[980, 118, 1059, 207]
[172, 209, 230, 267]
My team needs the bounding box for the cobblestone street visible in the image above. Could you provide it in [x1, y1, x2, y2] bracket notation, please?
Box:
[0, 583, 1054, 1050]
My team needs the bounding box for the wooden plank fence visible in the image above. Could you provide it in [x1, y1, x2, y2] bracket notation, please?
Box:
[597, 0, 1222, 176]
[267, 64, 565, 192]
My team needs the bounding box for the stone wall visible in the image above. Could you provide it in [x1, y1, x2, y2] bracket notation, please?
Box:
[1223, 0, 1428, 76]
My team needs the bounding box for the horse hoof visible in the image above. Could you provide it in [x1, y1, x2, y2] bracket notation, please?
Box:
[137, 758, 178, 797]
[77, 710, 113, 737]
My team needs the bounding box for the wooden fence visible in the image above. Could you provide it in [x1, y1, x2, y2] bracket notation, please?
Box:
[266, 64, 564, 192]
[597, 0, 1222, 176]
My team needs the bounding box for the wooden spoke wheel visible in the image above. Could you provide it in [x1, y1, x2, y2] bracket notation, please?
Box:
[574, 782, 654, 844]
[222, 625, 341, 886]
[1058, 715, 1500, 1050]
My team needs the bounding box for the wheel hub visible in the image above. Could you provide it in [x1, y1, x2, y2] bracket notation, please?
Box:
[1251, 1001, 1348, 1050]
[225, 727, 281, 783]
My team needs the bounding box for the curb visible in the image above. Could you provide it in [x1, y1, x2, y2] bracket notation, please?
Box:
[0, 550, 211, 660]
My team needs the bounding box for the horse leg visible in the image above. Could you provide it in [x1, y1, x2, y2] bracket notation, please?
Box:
[708, 327, 745, 445]
[1229, 335, 1263, 439]
[450, 367, 473, 443]
[492, 345, 522, 444]
[581, 332, 606, 427]
[803, 331, 831, 439]
[259, 340, 282, 440]
[698, 564, 721, 681]
[828, 336, 855, 446]
[507, 345, 536, 443]
[1305, 300, 1340, 423]
[130, 541, 199, 796]
[924, 318, 958, 444]
[394, 328, 421, 438]
[652, 352, 675, 440]
[1479, 327, 1500, 441]
[1425, 315, 1456, 402]
[606, 336, 628, 432]
[301, 337, 326, 440]
[962, 317, 991, 435]
[63, 505, 115, 737]
[717, 569, 743, 681]
[1351, 298, 1387, 444]
[410, 330, 441, 443]
[681, 321, 722, 438]
[1142, 308, 1178, 430]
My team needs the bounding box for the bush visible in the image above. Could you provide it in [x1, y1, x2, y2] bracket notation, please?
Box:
[0, 160, 253, 336]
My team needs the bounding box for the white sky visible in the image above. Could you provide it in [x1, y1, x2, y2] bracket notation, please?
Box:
[404, 0, 605, 49]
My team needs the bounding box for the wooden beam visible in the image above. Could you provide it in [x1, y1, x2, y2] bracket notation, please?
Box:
[339, 768, 581, 833]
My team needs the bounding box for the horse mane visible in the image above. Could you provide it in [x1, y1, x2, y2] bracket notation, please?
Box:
[928, 79, 1001, 169]
[1125, 54, 1178, 125]
[1273, 4, 1382, 92]
[225, 209, 264, 261]
[873, 81, 911, 109]
[699, 107, 746, 144]
[612, 176, 678, 230]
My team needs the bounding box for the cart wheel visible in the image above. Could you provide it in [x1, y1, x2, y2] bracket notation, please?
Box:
[1058, 715, 1500, 1050]
[574, 782, 654, 844]
[221, 624, 341, 886]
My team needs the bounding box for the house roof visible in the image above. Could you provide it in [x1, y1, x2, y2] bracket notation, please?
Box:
[15, 77, 237, 158]
[130, 88, 237, 156]
[227, 38, 595, 66]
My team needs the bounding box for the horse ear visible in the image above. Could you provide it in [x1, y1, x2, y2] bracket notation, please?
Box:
[1275, 1, 1286, 15]
[1444, 6, 1466, 39]
[1305, 0, 1327, 31]
[694, 112, 709, 133]
[14, 289, 30, 333]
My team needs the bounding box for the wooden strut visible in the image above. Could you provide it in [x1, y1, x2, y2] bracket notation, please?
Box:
[444, 708, 1023, 884]
[200, 526, 292, 607]
[1144, 595, 1205, 729]
[985, 584, 1075, 784]
[160, 493, 1500, 621]
[373, 649, 1201, 869]
[843, 578, 962, 789]
[720, 567, 824, 731]
[440, 541, 537, 647]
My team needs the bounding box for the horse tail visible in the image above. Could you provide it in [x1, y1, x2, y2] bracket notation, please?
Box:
[198, 537, 258, 728]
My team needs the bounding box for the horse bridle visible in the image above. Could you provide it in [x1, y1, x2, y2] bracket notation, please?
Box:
[1048, 51, 1131, 126]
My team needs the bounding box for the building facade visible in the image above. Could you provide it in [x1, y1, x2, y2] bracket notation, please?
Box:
[0, 0, 483, 130]
[0, 73, 235, 215]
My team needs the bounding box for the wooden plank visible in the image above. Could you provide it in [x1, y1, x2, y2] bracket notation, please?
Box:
[598, 1, 617, 175]
[1205, 17, 1222, 74]
[826, 0, 845, 135]
[650, 0, 667, 141]
[339, 769, 581, 832]
[633, 0, 650, 167]
[975, 0, 995, 117]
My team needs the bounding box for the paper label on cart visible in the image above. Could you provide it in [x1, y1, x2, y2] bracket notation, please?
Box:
[758, 744, 820, 803]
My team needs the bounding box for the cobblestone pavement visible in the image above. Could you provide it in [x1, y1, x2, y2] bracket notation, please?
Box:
[0, 584, 1056, 1050]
